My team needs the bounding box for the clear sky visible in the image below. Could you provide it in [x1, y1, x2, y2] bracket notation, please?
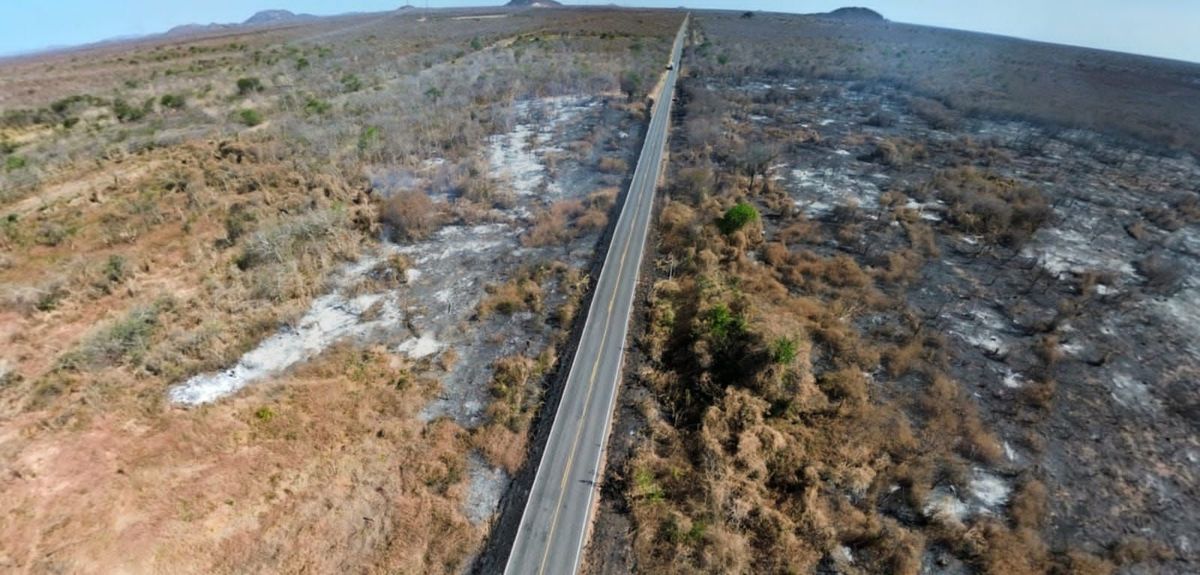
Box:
[2, 0, 1199, 63]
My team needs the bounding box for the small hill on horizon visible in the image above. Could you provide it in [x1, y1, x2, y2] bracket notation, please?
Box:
[243, 9, 318, 26]
[506, 0, 564, 7]
[821, 7, 886, 21]
[165, 9, 317, 38]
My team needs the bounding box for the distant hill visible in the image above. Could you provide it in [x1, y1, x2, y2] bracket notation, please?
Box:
[243, 10, 317, 26]
[506, 0, 563, 7]
[821, 7, 886, 21]
[165, 23, 238, 37]
[165, 9, 317, 38]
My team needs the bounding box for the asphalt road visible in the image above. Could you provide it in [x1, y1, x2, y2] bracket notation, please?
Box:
[503, 16, 688, 575]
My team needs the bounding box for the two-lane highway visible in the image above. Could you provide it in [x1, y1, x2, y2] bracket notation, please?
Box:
[504, 16, 688, 575]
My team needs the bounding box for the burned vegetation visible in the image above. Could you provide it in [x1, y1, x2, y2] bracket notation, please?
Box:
[589, 11, 1200, 575]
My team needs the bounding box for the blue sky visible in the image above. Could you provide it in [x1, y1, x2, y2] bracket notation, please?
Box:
[3, 0, 1199, 63]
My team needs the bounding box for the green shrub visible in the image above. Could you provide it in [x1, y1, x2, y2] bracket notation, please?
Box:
[340, 74, 363, 93]
[718, 202, 758, 234]
[358, 125, 381, 152]
[60, 298, 172, 369]
[5, 155, 26, 172]
[295, 57, 310, 70]
[704, 303, 745, 344]
[236, 77, 263, 95]
[632, 467, 665, 502]
[237, 108, 263, 126]
[159, 93, 186, 110]
[771, 337, 797, 364]
[112, 98, 149, 122]
[95, 254, 128, 293]
[620, 70, 642, 101]
[222, 203, 257, 244]
[35, 284, 67, 312]
[254, 406, 275, 422]
[303, 96, 331, 115]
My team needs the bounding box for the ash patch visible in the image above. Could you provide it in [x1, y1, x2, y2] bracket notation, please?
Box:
[464, 453, 509, 525]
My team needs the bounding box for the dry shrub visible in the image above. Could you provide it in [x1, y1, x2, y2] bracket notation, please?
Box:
[523, 199, 584, 247]
[960, 411, 1005, 465]
[522, 190, 615, 247]
[1058, 551, 1116, 575]
[473, 422, 527, 474]
[910, 96, 961, 130]
[380, 189, 442, 242]
[597, 155, 628, 174]
[1021, 377, 1057, 409]
[477, 273, 544, 317]
[884, 334, 927, 377]
[1109, 536, 1175, 565]
[877, 248, 924, 285]
[962, 520, 1048, 575]
[931, 167, 1051, 247]
[461, 174, 513, 209]
[864, 137, 928, 167]
[1009, 478, 1047, 529]
[1034, 334, 1063, 366]
[818, 367, 868, 407]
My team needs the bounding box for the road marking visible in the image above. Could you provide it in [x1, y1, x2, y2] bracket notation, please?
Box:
[506, 18, 686, 575]
[537, 23, 685, 574]
[536, 156, 649, 575]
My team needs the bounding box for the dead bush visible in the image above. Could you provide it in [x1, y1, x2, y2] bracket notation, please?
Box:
[863, 137, 927, 167]
[478, 271, 544, 317]
[380, 190, 442, 242]
[1009, 478, 1047, 529]
[932, 167, 1051, 247]
[523, 199, 583, 247]
[597, 155, 628, 174]
[910, 96, 961, 130]
[1134, 253, 1183, 294]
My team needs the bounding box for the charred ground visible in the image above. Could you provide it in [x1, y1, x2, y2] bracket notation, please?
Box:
[588, 10, 1198, 575]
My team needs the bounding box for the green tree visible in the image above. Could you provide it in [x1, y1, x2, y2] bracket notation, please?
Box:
[620, 71, 642, 101]
[718, 202, 758, 235]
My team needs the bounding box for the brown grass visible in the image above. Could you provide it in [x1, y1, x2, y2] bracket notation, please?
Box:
[0, 345, 481, 574]
[380, 190, 443, 242]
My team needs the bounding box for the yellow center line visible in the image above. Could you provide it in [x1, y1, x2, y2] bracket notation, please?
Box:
[536, 161, 648, 575]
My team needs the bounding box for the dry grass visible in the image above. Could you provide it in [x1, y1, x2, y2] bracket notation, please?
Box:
[0, 345, 482, 574]
[521, 187, 616, 247]
[0, 7, 684, 572]
[380, 189, 444, 242]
